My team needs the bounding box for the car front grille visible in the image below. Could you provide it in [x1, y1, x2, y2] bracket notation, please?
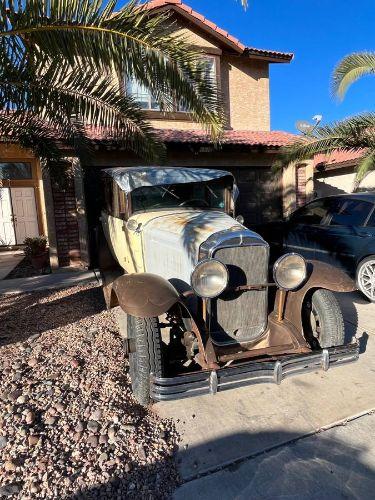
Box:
[209, 244, 269, 345]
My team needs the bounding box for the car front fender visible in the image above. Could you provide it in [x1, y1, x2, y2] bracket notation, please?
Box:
[112, 273, 180, 318]
[280, 260, 357, 333]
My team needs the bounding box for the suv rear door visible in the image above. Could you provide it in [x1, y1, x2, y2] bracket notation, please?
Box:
[315, 198, 374, 273]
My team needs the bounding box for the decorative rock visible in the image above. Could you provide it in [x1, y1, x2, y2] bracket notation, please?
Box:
[28, 435, 40, 446]
[27, 358, 38, 367]
[75, 421, 84, 432]
[0, 436, 7, 449]
[44, 417, 56, 425]
[0, 483, 21, 496]
[138, 444, 147, 461]
[87, 420, 99, 433]
[25, 411, 35, 425]
[86, 435, 98, 448]
[8, 390, 22, 402]
[124, 463, 131, 473]
[71, 358, 81, 369]
[73, 432, 83, 443]
[4, 460, 16, 472]
[16, 395, 28, 404]
[99, 434, 108, 445]
[98, 452, 108, 463]
[90, 409, 103, 421]
[55, 403, 65, 413]
[108, 426, 116, 441]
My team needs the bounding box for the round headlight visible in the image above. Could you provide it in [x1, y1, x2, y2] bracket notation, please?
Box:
[191, 259, 228, 298]
[273, 253, 307, 291]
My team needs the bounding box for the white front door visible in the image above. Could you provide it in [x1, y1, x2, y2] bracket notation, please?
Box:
[10, 187, 39, 244]
[0, 187, 16, 245]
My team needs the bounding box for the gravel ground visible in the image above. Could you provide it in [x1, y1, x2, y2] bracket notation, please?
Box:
[0, 283, 180, 499]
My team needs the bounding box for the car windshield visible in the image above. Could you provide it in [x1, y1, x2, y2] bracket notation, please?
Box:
[130, 176, 232, 213]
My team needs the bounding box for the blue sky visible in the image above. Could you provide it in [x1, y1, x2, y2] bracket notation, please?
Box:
[185, 0, 375, 132]
[141, 0, 375, 132]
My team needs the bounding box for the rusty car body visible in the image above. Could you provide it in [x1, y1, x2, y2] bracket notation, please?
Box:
[98, 167, 359, 404]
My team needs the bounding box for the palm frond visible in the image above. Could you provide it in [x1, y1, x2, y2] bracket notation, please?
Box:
[354, 151, 375, 189]
[276, 113, 375, 169]
[0, 0, 224, 138]
[332, 51, 375, 99]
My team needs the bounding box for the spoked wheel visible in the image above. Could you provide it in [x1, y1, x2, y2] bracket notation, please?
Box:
[356, 256, 375, 302]
[303, 289, 345, 349]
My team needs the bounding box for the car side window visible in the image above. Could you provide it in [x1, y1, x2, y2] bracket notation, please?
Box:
[290, 200, 331, 225]
[329, 200, 372, 227]
[365, 208, 375, 227]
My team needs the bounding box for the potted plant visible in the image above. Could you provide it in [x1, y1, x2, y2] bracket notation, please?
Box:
[23, 236, 49, 271]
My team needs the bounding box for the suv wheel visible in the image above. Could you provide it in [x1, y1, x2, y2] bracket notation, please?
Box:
[356, 256, 375, 302]
[303, 289, 345, 349]
[124, 313, 164, 406]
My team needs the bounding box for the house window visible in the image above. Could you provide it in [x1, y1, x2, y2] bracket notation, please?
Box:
[127, 80, 160, 110]
[0, 162, 32, 180]
[127, 55, 217, 112]
[178, 56, 217, 112]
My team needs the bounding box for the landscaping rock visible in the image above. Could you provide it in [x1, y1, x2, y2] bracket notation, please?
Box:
[0, 284, 179, 499]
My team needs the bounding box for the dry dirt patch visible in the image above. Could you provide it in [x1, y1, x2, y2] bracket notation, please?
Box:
[0, 283, 179, 499]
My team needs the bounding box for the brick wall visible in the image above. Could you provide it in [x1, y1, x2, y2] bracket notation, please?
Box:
[296, 165, 307, 207]
[51, 177, 81, 267]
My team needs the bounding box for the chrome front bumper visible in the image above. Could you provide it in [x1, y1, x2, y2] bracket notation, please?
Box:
[150, 342, 359, 401]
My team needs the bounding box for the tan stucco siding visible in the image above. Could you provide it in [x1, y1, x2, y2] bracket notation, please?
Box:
[315, 168, 375, 197]
[221, 56, 270, 131]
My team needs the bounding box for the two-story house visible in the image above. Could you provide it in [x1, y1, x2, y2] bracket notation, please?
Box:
[0, 0, 311, 270]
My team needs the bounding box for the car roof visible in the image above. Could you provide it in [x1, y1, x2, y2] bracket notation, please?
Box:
[316, 192, 375, 204]
[102, 166, 235, 194]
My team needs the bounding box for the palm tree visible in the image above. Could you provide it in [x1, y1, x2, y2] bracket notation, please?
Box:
[280, 51, 375, 189]
[0, 0, 224, 165]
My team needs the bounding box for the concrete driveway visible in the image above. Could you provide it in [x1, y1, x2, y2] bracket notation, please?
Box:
[154, 292, 375, 498]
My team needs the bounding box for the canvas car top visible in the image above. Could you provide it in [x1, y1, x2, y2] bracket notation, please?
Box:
[102, 166, 237, 195]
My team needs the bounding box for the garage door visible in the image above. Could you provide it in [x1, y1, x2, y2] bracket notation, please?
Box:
[229, 167, 282, 227]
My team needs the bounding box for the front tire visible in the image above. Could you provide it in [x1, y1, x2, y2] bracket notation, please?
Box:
[356, 256, 375, 302]
[303, 289, 345, 349]
[127, 314, 164, 406]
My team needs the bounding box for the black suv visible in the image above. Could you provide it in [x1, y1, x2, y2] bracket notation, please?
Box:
[264, 193, 375, 302]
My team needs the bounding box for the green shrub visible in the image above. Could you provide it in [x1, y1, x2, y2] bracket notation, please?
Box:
[23, 236, 48, 257]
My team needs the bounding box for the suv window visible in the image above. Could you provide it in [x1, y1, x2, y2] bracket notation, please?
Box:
[329, 200, 373, 227]
[290, 199, 331, 225]
[366, 207, 375, 227]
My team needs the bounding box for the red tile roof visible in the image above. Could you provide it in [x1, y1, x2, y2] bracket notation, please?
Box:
[85, 127, 295, 148]
[143, 1, 293, 62]
[153, 129, 296, 147]
[314, 150, 365, 168]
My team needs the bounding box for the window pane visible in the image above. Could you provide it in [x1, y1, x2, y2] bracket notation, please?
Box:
[366, 209, 375, 227]
[290, 200, 331, 225]
[178, 56, 216, 112]
[127, 79, 159, 111]
[0, 162, 32, 180]
[330, 200, 372, 227]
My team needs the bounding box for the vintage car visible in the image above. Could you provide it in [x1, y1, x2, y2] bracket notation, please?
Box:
[98, 166, 359, 405]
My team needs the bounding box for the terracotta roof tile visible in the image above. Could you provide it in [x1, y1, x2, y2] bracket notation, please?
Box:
[314, 150, 365, 167]
[143, 1, 293, 61]
[153, 129, 296, 147]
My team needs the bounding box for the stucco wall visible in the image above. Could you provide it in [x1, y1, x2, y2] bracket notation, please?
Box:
[128, 16, 271, 132]
[315, 167, 375, 197]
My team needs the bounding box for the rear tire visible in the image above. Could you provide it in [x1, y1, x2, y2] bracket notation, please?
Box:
[127, 314, 164, 406]
[356, 256, 375, 302]
[303, 289, 345, 349]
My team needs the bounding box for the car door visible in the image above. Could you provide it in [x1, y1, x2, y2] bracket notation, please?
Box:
[316, 199, 374, 275]
[283, 199, 331, 260]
